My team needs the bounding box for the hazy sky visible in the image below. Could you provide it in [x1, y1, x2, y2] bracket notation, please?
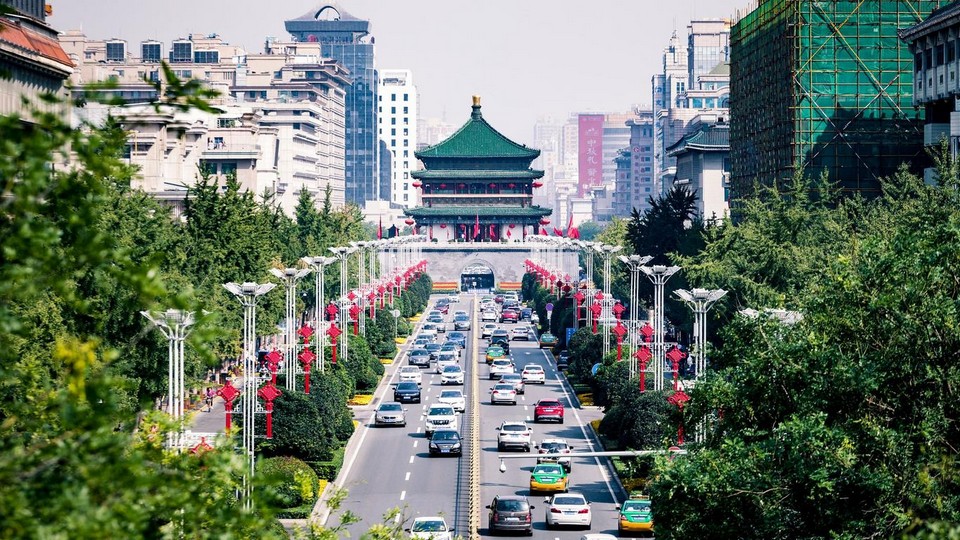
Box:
[53, 0, 752, 142]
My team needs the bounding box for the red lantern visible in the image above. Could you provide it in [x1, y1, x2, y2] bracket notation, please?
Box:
[489, 183, 496, 189]
[217, 381, 240, 432]
[404, 218, 415, 226]
[439, 223, 447, 228]
[439, 183, 447, 189]
[532, 181, 544, 188]
[298, 348, 316, 393]
[458, 183, 466, 189]
[508, 183, 516, 189]
[412, 181, 422, 188]
[509, 223, 516, 229]
[258, 383, 282, 439]
[539, 218, 550, 225]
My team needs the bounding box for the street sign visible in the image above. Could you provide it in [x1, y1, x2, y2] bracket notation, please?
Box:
[545, 302, 554, 312]
[566, 327, 576, 344]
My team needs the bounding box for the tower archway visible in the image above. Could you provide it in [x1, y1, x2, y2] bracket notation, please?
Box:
[460, 262, 495, 292]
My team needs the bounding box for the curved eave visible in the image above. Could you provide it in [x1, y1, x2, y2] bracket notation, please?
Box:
[666, 143, 729, 157]
[404, 206, 552, 218]
[415, 110, 540, 160]
[410, 169, 545, 180]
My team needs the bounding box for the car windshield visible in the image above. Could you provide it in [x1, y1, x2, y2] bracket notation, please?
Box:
[379, 403, 402, 411]
[455, 314, 469, 321]
[487, 347, 504, 355]
[493, 384, 514, 391]
[411, 349, 429, 356]
[502, 424, 527, 432]
[623, 501, 651, 512]
[443, 365, 461, 373]
[412, 519, 446, 532]
[397, 382, 418, 391]
[536, 465, 563, 474]
[400, 367, 418, 373]
[501, 374, 520, 381]
[553, 495, 585, 505]
[431, 431, 459, 442]
[440, 391, 462, 399]
[496, 499, 529, 511]
[492, 360, 511, 366]
[541, 441, 567, 451]
[429, 406, 454, 416]
[524, 366, 543, 372]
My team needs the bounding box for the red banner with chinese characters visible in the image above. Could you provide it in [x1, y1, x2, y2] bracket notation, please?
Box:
[578, 114, 605, 197]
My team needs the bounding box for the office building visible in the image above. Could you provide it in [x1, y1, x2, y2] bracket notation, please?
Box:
[285, 4, 380, 206]
[378, 69, 418, 208]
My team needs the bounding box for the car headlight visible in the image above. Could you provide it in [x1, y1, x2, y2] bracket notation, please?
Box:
[452, 443, 462, 449]
[429, 442, 439, 449]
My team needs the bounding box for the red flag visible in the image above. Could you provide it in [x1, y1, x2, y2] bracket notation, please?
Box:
[553, 227, 563, 236]
[489, 224, 496, 240]
[540, 227, 547, 235]
[566, 213, 574, 234]
[377, 218, 382, 240]
[568, 226, 580, 239]
[473, 214, 480, 239]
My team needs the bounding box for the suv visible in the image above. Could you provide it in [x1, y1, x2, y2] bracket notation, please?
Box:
[536, 438, 573, 471]
[534, 399, 565, 423]
[486, 495, 534, 535]
[496, 420, 533, 451]
[424, 404, 458, 435]
[374, 401, 407, 427]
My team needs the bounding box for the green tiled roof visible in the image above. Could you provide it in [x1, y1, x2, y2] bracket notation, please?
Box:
[666, 124, 730, 156]
[405, 206, 551, 218]
[411, 169, 544, 180]
[416, 103, 540, 160]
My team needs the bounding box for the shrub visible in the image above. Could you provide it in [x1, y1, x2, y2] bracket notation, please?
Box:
[257, 456, 319, 510]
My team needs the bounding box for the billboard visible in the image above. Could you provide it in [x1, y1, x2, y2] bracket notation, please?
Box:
[578, 114, 605, 197]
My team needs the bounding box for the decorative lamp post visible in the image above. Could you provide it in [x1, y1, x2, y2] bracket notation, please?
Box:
[269, 267, 312, 391]
[326, 323, 342, 364]
[378, 284, 386, 309]
[217, 379, 240, 431]
[573, 290, 585, 329]
[222, 281, 276, 507]
[617, 254, 653, 377]
[329, 246, 357, 364]
[264, 349, 282, 385]
[301, 256, 337, 373]
[666, 345, 687, 391]
[349, 303, 361, 335]
[297, 347, 316, 394]
[639, 264, 681, 391]
[612, 320, 627, 362]
[594, 244, 622, 359]
[257, 383, 282, 439]
[666, 390, 690, 446]
[590, 300, 602, 334]
[368, 291, 377, 319]
[140, 309, 197, 449]
[674, 288, 727, 380]
[634, 346, 652, 391]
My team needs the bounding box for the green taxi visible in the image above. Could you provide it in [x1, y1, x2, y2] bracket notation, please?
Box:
[485, 345, 506, 364]
[528, 462, 568, 493]
[617, 493, 654, 536]
[538, 331, 558, 349]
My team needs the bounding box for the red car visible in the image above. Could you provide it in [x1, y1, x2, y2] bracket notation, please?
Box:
[435, 303, 450, 314]
[500, 309, 519, 323]
[534, 399, 564, 423]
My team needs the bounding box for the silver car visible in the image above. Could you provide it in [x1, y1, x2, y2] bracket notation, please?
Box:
[374, 401, 407, 427]
[500, 373, 525, 395]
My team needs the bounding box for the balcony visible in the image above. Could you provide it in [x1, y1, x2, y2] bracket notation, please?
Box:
[419, 194, 532, 206]
[202, 143, 261, 160]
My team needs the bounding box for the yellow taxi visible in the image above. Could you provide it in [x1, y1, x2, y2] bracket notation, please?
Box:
[485, 345, 506, 364]
[528, 463, 568, 493]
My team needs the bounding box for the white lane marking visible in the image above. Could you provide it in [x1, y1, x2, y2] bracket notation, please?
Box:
[405, 471, 411, 481]
[524, 405, 529, 411]
[400, 490, 406, 501]
[413, 440, 419, 448]
[545, 349, 616, 502]
[409, 455, 415, 464]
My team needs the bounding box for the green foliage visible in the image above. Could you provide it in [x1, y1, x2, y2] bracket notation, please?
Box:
[257, 390, 330, 461]
[567, 328, 603, 383]
[258, 456, 320, 510]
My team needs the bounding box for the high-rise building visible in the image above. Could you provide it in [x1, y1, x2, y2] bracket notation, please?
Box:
[378, 69, 418, 208]
[730, 0, 932, 209]
[286, 4, 380, 206]
[652, 30, 688, 194]
[619, 111, 656, 217]
[687, 19, 731, 91]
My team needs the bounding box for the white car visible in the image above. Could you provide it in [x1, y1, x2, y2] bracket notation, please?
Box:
[440, 364, 464, 385]
[448, 293, 461, 302]
[489, 358, 515, 380]
[424, 404, 458, 435]
[497, 420, 532, 451]
[544, 492, 592, 529]
[537, 438, 573, 471]
[490, 382, 517, 405]
[398, 366, 422, 385]
[407, 516, 454, 540]
[481, 309, 498, 322]
[511, 326, 531, 340]
[437, 389, 466, 412]
[481, 323, 498, 338]
[436, 352, 459, 373]
[521, 364, 546, 384]
[500, 373, 525, 395]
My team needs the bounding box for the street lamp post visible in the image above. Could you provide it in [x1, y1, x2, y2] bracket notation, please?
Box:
[140, 309, 197, 449]
[594, 244, 622, 359]
[351, 241, 369, 335]
[301, 256, 337, 374]
[674, 288, 727, 380]
[617, 254, 653, 377]
[330, 246, 357, 364]
[269, 268, 312, 391]
[640, 264, 681, 391]
[222, 281, 276, 507]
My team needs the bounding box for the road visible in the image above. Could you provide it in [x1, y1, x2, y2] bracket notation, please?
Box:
[327, 294, 627, 539]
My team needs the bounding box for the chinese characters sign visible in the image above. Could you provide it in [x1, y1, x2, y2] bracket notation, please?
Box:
[578, 114, 605, 197]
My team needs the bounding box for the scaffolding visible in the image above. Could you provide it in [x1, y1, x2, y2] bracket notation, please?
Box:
[730, 0, 938, 206]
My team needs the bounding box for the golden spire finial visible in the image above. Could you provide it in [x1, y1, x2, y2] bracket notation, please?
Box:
[472, 95, 481, 107]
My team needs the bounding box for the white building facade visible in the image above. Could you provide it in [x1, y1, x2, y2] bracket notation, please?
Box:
[378, 69, 419, 208]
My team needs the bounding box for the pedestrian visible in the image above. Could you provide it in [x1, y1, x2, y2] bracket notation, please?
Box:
[204, 387, 216, 412]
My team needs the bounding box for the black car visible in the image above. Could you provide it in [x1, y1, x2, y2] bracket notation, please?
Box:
[491, 336, 510, 354]
[556, 350, 569, 371]
[428, 429, 463, 456]
[408, 348, 431, 368]
[487, 495, 534, 535]
[394, 381, 421, 403]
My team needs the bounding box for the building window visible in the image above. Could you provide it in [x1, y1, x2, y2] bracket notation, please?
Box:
[391, 140, 396, 147]
[391, 128, 396, 136]
[391, 118, 396, 125]
[403, 107, 408, 114]
[403, 172, 408, 179]
[403, 150, 409, 157]
[403, 93, 409, 101]
[391, 107, 396, 114]
[391, 93, 396, 101]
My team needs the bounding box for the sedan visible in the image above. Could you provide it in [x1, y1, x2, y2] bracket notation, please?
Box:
[481, 323, 498, 338]
[408, 516, 454, 540]
[398, 365, 422, 385]
[436, 353, 459, 373]
[499, 373, 525, 395]
[424, 342, 442, 360]
[485, 345, 507, 364]
[617, 496, 654, 536]
[500, 309, 519, 323]
[529, 463, 569, 493]
[534, 399, 565, 423]
[539, 331, 558, 349]
[511, 326, 530, 340]
[437, 389, 466, 412]
[489, 329, 510, 343]
[489, 358, 515, 380]
[544, 492, 591, 529]
[537, 438, 574, 471]
[408, 348, 431, 368]
[453, 315, 471, 331]
[428, 429, 463, 457]
[521, 364, 546, 384]
[393, 381, 421, 403]
[373, 401, 406, 427]
[440, 341, 461, 357]
[440, 364, 464, 385]
[490, 383, 518, 405]
[496, 420, 532, 451]
[481, 310, 498, 322]
[446, 332, 467, 348]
